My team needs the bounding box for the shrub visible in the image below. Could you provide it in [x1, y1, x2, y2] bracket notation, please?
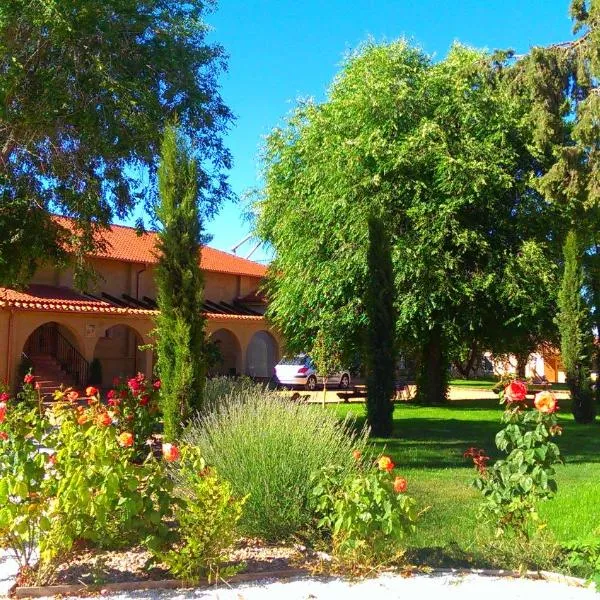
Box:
[158, 447, 245, 583]
[311, 455, 417, 565]
[466, 380, 562, 541]
[562, 538, 600, 587]
[183, 382, 369, 540]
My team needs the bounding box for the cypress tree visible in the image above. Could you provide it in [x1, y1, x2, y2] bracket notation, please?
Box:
[364, 215, 396, 437]
[557, 229, 595, 423]
[155, 125, 206, 440]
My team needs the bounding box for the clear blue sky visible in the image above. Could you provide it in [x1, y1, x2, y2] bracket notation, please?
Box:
[143, 0, 576, 262]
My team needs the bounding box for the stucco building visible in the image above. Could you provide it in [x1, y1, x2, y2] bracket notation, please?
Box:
[0, 219, 280, 394]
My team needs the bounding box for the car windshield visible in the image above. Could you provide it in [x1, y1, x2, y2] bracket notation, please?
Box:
[278, 356, 307, 366]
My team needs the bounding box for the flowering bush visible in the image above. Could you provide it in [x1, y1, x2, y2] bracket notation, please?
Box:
[311, 453, 417, 565]
[40, 393, 175, 564]
[466, 379, 562, 540]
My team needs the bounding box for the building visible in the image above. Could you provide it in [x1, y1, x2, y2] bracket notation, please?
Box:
[0, 219, 280, 393]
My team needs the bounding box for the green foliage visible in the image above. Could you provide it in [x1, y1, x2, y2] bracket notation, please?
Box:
[365, 215, 396, 435]
[41, 398, 174, 567]
[310, 326, 342, 403]
[183, 381, 369, 540]
[0, 0, 232, 288]
[312, 461, 417, 565]
[0, 384, 51, 570]
[557, 229, 595, 422]
[257, 40, 557, 407]
[155, 124, 207, 440]
[563, 538, 600, 587]
[159, 447, 245, 583]
[468, 388, 562, 541]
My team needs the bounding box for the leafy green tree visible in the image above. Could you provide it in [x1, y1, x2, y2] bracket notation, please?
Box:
[258, 41, 554, 408]
[512, 0, 599, 417]
[155, 125, 206, 441]
[365, 215, 396, 436]
[0, 0, 232, 287]
[310, 324, 342, 407]
[557, 230, 594, 422]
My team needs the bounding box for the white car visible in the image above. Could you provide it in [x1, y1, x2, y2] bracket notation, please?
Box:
[274, 354, 351, 391]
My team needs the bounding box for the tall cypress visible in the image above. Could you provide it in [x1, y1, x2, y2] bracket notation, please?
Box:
[557, 229, 595, 423]
[365, 215, 396, 437]
[155, 125, 206, 440]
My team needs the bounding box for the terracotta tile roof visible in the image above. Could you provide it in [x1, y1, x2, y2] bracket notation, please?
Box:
[0, 285, 156, 317]
[53, 216, 267, 278]
[0, 285, 265, 322]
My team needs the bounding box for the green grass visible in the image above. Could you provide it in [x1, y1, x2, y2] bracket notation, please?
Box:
[448, 378, 570, 392]
[332, 399, 600, 568]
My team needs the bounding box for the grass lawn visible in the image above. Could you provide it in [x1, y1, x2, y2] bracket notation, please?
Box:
[333, 398, 600, 568]
[448, 378, 570, 392]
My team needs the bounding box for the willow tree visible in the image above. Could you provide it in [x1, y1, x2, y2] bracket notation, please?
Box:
[155, 125, 206, 441]
[513, 0, 599, 421]
[257, 41, 554, 415]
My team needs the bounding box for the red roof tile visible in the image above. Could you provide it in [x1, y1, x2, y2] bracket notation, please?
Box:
[53, 216, 267, 278]
[0, 285, 265, 321]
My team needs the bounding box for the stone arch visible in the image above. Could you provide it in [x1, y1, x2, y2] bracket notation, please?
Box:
[93, 323, 149, 388]
[246, 330, 279, 380]
[209, 328, 242, 376]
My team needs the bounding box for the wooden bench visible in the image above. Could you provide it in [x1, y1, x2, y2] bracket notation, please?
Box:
[336, 386, 368, 403]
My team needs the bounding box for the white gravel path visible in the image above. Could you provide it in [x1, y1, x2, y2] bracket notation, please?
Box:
[1, 551, 596, 600]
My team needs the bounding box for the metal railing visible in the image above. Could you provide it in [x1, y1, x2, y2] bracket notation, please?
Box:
[25, 324, 89, 386]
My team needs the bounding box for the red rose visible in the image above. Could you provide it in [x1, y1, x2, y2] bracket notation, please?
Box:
[393, 476, 408, 493]
[0, 393, 9, 403]
[0, 402, 6, 424]
[504, 380, 527, 403]
[23, 374, 35, 385]
[162, 443, 180, 462]
[139, 394, 150, 406]
[127, 378, 141, 393]
[153, 379, 161, 390]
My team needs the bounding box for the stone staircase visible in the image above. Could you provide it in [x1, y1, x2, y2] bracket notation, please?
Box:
[29, 353, 78, 399]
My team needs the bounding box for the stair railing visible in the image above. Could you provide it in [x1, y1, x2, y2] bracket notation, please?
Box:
[25, 324, 89, 386]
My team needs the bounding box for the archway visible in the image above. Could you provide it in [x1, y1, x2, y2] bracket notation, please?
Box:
[246, 331, 279, 380]
[22, 321, 87, 386]
[209, 329, 242, 376]
[93, 324, 147, 388]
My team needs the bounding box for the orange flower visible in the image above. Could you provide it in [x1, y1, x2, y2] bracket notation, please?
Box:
[393, 476, 408, 493]
[162, 443, 180, 462]
[534, 391, 558, 414]
[0, 402, 6, 424]
[0, 431, 8, 441]
[85, 386, 99, 397]
[377, 455, 394, 472]
[66, 390, 79, 402]
[118, 432, 134, 448]
[352, 449, 362, 460]
[504, 380, 527, 403]
[77, 414, 88, 425]
[96, 412, 112, 427]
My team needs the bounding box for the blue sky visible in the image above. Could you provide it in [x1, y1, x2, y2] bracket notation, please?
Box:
[146, 0, 575, 262]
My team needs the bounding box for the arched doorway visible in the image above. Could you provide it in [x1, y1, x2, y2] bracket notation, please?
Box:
[209, 329, 242, 376]
[93, 324, 147, 388]
[22, 322, 87, 387]
[246, 331, 278, 380]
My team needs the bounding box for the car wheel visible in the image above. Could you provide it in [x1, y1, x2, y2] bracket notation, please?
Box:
[339, 374, 350, 389]
[306, 375, 317, 391]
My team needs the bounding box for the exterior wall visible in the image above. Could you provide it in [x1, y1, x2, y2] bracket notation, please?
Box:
[486, 350, 566, 383]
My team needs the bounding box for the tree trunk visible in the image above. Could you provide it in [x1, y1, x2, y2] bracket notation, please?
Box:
[515, 352, 528, 379]
[453, 342, 478, 379]
[417, 325, 448, 405]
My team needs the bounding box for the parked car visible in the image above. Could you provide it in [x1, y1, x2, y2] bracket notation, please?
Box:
[274, 354, 351, 391]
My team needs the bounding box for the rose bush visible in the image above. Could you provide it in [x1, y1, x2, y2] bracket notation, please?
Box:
[312, 453, 417, 566]
[467, 379, 562, 541]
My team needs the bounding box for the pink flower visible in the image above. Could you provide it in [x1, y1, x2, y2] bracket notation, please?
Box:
[0, 402, 6, 424]
[153, 379, 161, 390]
[127, 378, 141, 393]
[0, 393, 9, 403]
[23, 374, 35, 385]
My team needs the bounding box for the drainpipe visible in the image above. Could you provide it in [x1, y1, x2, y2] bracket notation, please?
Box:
[135, 264, 147, 300]
[5, 309, 14, 389]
